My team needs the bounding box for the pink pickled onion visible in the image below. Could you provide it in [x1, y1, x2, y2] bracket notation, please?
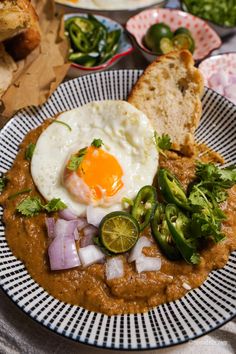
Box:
[54, 219, 78, 238]
[80, 224, 98, 247]
[78, 245, 105, 267]
[48, 234, 81, 270]
[106, 257, 124, 280]
[58, 208, 77, 220]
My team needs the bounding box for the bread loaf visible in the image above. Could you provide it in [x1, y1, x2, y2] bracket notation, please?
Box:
[0, 44, 17, 99]
[128, 50, 204, 156]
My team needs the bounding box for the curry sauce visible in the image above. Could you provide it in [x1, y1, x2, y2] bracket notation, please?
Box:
[0, 122, 236, 315]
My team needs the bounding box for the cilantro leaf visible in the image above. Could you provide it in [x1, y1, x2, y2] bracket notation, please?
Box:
[44, 198, 67, 212]
[154, 132, 172, 157]
[0, 176, 7, 193]
[67, 147, 87, 171]
[196, 162, 236, 189]
[16, 197, 42, 216]
[190, 253, 201, 265]
[25, 143, 36, 161]
[91, 138, 103, 148]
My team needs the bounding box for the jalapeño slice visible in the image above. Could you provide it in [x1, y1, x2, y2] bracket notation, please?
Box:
[99, 211, 139, 254]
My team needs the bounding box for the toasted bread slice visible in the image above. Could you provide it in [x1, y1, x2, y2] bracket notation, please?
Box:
[0, 0, 41, 60]
[128, 50, 204, 156]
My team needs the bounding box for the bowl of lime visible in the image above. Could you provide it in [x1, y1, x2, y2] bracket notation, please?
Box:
[126, 8, 221, 62]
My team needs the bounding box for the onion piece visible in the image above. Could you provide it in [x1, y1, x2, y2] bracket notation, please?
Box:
[48, 234, 81, 270]
[74, 228, 80, 241]
[128, 236, 152, 263]
[78, 245, 105, 267]
[106, 257, 124, 280]
[77, 217, 88, 231]
[80, 224, 98, 247]
[86, 205, 108, 227]
[45, 217, 55, 239]
[224, 84, 236, 104]
[58, 208, 77, 220]
[135, 254, 161, 273]
[54, 219, 78, 238]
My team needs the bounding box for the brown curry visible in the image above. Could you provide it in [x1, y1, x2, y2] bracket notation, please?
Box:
[0, 121, 236, 315]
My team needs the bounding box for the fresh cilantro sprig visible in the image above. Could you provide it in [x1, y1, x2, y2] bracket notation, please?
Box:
[187, 162, 236, 243]
[0, 176, 7, 193]
[16, 197, 67, 217]
[67, 147, 87, 171]
[154, 132, 172, 157]
[91, 138, 103, 148]
[25, 143, 36, 161]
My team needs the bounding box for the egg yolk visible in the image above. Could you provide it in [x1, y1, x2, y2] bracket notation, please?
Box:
[75, 146, 124, 201]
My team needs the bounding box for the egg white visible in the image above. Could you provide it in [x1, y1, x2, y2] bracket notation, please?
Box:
[31, 100, 158, 216]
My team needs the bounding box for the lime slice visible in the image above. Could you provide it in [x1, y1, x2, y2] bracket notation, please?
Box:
[99, 211, 139, 254]
[160, 37, 174, 54]
[144, 23, 173, 52]
[173, 34, 193, 51]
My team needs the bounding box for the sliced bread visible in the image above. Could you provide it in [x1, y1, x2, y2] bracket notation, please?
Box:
[128, 50, 204, 156]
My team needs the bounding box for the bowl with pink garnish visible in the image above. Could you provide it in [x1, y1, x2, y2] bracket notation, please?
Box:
[199, 52, 236, 105]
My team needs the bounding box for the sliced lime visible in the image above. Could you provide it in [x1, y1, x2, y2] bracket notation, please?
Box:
[99, 211, 139, 254]
[173, 34, 193, 51]
[160, 37, 174, 54]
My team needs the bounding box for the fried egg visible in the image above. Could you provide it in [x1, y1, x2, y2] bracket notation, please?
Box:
[31, 101, 158, 218]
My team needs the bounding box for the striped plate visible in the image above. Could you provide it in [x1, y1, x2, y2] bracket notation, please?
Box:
[0, 70, 235, 350]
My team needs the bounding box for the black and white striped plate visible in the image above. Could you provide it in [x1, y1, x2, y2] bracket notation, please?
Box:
[0, 70, 236, 350]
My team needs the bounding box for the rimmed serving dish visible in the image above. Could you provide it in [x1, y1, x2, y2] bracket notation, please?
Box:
[125, 8, 222, 63]
[0, 70, 236, 350]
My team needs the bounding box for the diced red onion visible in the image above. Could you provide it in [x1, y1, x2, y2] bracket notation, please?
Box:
[224, 84, 236, 104]
[208, 72, 227, 88]
[106, 257, 124, 280]
[77, 217, 88, 231]
[74, 228, 80, 241]
[78, 245, 105, 267]
[58, 208, 77, 220]
[128, 236, 152, 263]
[54, 219, 78, 239]
[80, 224, 98, 247]
[45, 217, 55, 239]
[48, 234, 81, 270]
[86, 205, 107, 227]
[135, 255, 161, 273]
[228, 74, 236, 85]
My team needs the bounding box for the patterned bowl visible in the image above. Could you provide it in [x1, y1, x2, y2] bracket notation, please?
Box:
[0, 70, 236, 350]
[126, 8, 222, 62]
[65, 13, 133, 76]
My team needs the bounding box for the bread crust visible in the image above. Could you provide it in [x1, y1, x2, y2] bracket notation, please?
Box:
[0, 0, 41, 60]
[128, 50, 204, 156]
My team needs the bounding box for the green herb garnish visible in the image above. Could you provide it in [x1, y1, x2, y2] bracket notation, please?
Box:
[53, 120, 72, 132]
[8, 189, 32, 200]
[44, 198, 67, 212]
[16, 196, 42, 216]
[25, 143, 36, 161]
[122, 197, 134, 207]
[91, 138, 104, 148]
[154, 132, 172, 157]
[16, 197, 67, 217]
[67, 147, 87, 171]
[0, 176, 7, 193]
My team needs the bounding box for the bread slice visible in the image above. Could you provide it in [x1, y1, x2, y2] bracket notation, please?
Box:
[0, 44, 17, 99]
[128, 50, 204, 156]
[0, 0, 41, 60]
